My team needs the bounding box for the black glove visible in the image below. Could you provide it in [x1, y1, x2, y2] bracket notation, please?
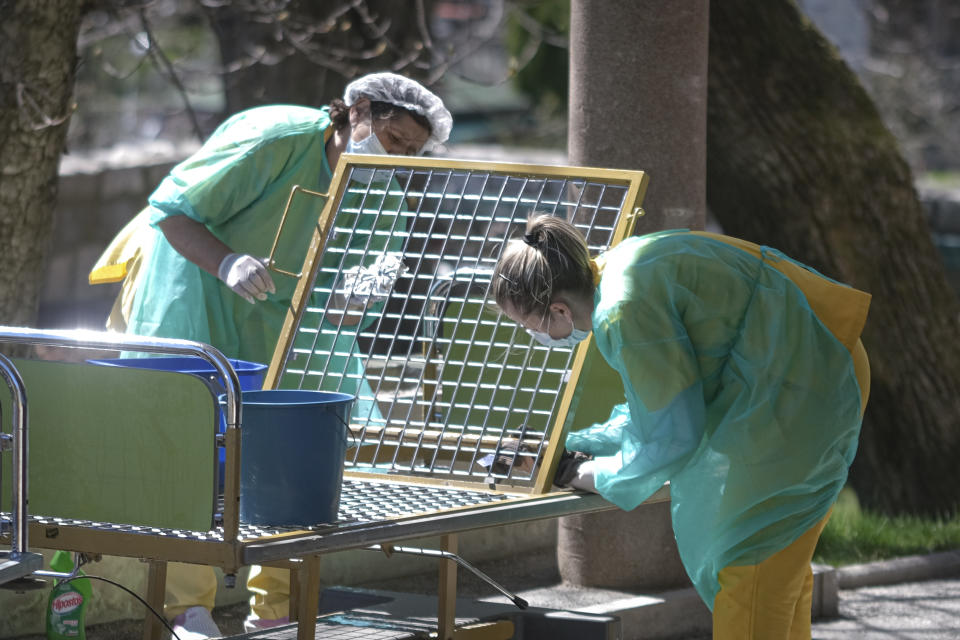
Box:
[553, 449, 593, 488]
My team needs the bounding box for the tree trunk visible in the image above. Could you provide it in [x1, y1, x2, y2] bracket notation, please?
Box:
[0, 1, 83, 329]
[707, 0, 960, 516]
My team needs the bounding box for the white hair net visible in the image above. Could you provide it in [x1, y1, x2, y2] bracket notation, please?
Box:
[344, 72, 453, 152]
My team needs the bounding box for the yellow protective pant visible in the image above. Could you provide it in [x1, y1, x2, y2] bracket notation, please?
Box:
[712, 511, 831, 640]
[164, 563, 217, 619]
[712, 338, 868, 640]
[245, 566, 292, 621]
[165, 563, 291, 621]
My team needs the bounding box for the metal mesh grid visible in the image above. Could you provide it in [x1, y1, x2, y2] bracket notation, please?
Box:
[274, 160, 641, 487]
[258, 621, 419, 640]
[0, 480, 517, 541]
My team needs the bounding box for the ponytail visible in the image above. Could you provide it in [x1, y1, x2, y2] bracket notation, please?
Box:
[492, 215, 594, 318]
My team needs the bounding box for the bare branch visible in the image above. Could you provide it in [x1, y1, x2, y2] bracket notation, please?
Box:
[135, 7, 204, 140]
[415, 0, 434, 51]
[16, 83, 76, 131]
[348, 0, 391, 41]
[509, 5, 568, 49]
[274, 27, 363, 77]
[95, 48, 153, 82]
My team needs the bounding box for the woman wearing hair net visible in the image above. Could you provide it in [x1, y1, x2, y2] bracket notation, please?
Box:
[89, 72, 452, 638]
[492, 215, 871, 640]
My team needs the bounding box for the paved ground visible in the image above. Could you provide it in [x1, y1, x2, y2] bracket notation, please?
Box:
[229, 574, 960, 640]
[349, 549, 960, 640]
[684, 577, 960, 640]
[353, 549, 960, 640]
[208, 575, 960, 640]
[811, 578, 960, 640]
[10, 553, 960, 639]
[681, 577, 960, 640]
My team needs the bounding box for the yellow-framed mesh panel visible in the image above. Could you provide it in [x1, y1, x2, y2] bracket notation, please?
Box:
[266, 155, 647, 492]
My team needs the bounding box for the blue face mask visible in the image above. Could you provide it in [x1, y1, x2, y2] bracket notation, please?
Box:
[525, 315, 591, 349]
[346, 130, 387, 155]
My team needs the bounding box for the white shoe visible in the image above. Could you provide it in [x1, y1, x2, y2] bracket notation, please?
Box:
[243, 614, 289, 633]
[171, 606, 222, 640]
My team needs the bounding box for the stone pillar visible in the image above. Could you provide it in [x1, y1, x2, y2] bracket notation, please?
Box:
[558, 500, 689, 590]
[561, 1, 709, 590]
[568, 0, 708, 234]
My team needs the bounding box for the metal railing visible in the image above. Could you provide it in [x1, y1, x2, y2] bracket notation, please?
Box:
[0, 327, 243, 584]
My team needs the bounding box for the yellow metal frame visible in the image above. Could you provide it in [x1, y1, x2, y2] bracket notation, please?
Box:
[266, 185, 331, 279]
[263, 153, 649, 495]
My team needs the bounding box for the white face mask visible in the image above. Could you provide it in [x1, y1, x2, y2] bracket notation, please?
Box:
[525, 314, 591, 349]
[346, 130, 387, 155]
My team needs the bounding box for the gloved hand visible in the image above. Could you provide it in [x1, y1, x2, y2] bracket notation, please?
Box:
[337, 253, 408, 307]
[567, 458, 597, 493]
[553, 449, 595, 489]
[218, 253, 276, 303]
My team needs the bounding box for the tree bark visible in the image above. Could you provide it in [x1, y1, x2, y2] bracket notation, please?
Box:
[0, 1, 83, 328]
[707, 0, 960, 516]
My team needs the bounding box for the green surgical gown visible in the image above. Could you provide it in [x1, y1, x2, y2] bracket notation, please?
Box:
[125, 105, 392, 419]
[566, 230, 870, 608]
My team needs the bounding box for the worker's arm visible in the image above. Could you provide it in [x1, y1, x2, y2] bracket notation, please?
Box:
[158, 214, 275, 304]
[148, 117, 306, 303]
[156, 214, 231, 278]
[565, 262, 706, 511]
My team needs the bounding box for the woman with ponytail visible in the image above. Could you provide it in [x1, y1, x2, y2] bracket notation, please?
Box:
[492, 215, 871, 640]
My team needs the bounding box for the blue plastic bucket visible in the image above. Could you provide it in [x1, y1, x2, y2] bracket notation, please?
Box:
[86, 356, 268, 491]
[86, 356, 268, 393]
[233, 390, 354, 526]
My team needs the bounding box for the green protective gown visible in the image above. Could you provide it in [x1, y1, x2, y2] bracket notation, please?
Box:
[566, 230, 870, 608]
[125, 105, 394, 419]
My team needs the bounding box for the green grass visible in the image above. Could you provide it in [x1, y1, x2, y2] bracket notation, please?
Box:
[813, 488, 960, 567]
[921, 170, 960, 188]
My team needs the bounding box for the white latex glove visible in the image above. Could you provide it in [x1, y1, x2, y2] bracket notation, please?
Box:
[337, 253, 408, 307]
[217, 253, 276, 303]
[568, 459, 598, 493]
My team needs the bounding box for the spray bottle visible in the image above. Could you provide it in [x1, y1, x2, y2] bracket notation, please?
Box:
[46, 551, 92, 640]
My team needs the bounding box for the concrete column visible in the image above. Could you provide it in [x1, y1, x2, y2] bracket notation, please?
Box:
[560, 1, 709, 590]
[568, 0, 708, 234]
[558, 500, 690, 590]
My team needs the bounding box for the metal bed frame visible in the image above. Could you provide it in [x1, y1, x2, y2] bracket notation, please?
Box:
[264, 155, 650, 495]
[0, 157, 667, 640]
[0, 352, 44, 586]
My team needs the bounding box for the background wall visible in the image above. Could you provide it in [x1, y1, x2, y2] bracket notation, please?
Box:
[42, 145, 960, 332]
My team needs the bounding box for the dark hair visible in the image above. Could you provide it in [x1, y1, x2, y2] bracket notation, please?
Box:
[328, 98, 350, 130]
[328, 98, 431, 135]
[491, 215, 595, 319]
